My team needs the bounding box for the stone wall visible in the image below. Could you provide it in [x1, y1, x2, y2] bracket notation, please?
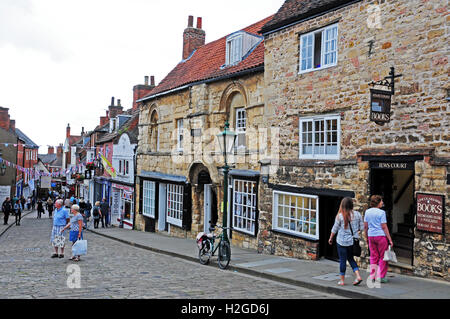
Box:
[135, 72, 266, 245]
[262, 0, 449, 280]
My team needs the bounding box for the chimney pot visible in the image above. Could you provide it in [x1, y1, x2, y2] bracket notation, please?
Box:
[144, 76, 149, 85]
[118, 99, 121, 106]
[150, 76, 155, 86]
[66, 124, 71, 138]
[188, 15, 194, 27]
[111, 97, 115, 106]
[197, 17, 202, 29]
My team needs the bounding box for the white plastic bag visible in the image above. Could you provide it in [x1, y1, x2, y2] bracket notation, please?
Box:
[383, 245, 397, 263]
[72, 239, 87, 256]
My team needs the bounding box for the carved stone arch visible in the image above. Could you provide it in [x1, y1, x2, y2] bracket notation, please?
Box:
[219, 81, 248, 117]
[148, 103, 159, 151]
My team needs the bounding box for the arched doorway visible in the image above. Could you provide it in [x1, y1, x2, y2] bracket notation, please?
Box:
[189, 163, 218, 234]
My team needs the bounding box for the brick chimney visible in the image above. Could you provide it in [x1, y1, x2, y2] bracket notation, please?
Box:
[0, 107, 10, 131]
[132, 75, 156, 110]
[108, 96, 123, 118]
[57, 144, 63, 155]
[183, 16, 205, 60]
[48, 146, 54, 155]
[66, 123, 71, 138]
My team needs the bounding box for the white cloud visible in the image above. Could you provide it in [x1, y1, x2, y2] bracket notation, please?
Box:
[0, 0, 285, 153]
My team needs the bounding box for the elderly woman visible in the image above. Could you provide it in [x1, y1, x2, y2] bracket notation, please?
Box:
[60, 204, 84, 262]
[50, 199, 70, 258]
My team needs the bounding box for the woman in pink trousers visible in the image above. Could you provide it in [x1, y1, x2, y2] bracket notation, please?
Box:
[364, 195, 394, 283]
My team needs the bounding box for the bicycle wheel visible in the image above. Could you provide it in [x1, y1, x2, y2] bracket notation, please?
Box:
[217, 240, 231, 269]
[199, 240, 211, 265]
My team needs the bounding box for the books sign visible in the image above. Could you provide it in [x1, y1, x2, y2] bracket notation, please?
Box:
[416, 193, 445, 234]
[370, 89, 392, 123]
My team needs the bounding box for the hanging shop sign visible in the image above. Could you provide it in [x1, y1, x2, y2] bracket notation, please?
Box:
[416, 193, 445, 234]
[370, 89, 392, 123]
[368, 67, 402, 125]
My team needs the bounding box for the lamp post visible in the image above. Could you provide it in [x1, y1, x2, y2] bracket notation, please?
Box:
[216, 120, 236, 241]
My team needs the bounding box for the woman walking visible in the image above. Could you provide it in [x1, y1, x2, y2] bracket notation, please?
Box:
[364, 195, 394, 283]
[50, 199, 70, 258]
[37, 199, 44, 219]
[92, 201, 101, 229]
[46, 198, 54, 218]
[60, 204, 84, 262]
[328, 197, 364, 286]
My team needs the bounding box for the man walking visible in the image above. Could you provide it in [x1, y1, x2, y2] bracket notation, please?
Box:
[2, 197, 12, 225]
[100, 198, 109, 228]
[14, 200, 23, 226]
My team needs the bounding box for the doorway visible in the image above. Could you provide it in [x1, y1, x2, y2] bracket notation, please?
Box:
[370, 168, 415, 265]
[319, 196, 343, 261]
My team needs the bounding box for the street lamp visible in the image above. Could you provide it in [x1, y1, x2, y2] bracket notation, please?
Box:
[216, 120, 236, 241]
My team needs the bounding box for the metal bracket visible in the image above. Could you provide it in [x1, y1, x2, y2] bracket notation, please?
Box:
[369, 67, 403, 95]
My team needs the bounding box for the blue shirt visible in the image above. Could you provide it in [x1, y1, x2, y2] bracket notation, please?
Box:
[53, 207, 70, 226]
[364, 208, 387, 237]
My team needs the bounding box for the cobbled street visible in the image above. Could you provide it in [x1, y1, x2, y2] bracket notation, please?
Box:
[0, 212, 341, 299]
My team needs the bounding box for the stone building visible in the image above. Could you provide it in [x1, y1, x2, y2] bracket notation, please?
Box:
[0, 107, 18, 201]
[259, 0, 449, 281]
[135, 15, 273, 247]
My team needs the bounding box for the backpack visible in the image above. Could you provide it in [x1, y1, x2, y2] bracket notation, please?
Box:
[93, 207, 100, 217]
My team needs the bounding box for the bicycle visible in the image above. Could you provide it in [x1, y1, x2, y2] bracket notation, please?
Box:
[197, 224, 231, 269]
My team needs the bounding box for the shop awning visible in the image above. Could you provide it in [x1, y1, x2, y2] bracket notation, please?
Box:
[138, 171, 188, 184]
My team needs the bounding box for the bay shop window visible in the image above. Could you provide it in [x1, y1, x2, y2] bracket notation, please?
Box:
[272, 191, 319, 240]
[232, 179, 258, 236]
[139, 173, 192, 232]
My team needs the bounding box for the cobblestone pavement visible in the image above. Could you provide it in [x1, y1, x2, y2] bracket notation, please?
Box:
[0, 212, 342, 299]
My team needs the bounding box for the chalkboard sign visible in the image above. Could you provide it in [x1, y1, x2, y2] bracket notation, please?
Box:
[416, 193, 445, 234]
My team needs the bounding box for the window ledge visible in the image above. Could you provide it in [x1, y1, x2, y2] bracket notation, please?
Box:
[298, 63, 337, 76]
[272, 228, 319, 242]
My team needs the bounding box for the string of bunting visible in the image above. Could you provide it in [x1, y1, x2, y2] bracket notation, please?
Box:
[0, 156, 91, 178]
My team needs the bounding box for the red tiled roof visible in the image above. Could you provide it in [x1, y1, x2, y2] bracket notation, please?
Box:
[141, 15, 274, 99]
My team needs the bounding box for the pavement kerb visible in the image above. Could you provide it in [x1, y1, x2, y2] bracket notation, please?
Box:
[88, 228, 381, 299]
[0, 211, 34, 238]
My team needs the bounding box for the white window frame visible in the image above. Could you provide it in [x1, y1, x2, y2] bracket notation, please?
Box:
[299, 114, 340, 160]
[272, 190, 319, 240]
[177, 119, 184, 152]
[166, 184, 183, 227]
[226, 33, 243, 66]
[142, 180, 156, 218]
[235, 108, 246, 149]
[232, 179, 257, 235]
[299, 23, 338, 74]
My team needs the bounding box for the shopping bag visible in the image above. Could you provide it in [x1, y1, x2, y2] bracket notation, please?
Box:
[383, 245, 397, 263]
[72, 239, 87, 256]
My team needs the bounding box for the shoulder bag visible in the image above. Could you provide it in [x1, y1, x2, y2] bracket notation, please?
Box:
[349, 220, 362, 257]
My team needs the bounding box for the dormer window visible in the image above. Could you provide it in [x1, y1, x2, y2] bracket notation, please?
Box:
[225, 31, 262, 67]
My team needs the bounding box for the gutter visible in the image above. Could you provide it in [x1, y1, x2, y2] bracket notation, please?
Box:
[136, 65, 264, 103]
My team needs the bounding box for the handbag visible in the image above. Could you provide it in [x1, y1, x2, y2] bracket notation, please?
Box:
[383, 245, 397, 263]
[349, 222, 361, 257]
[72, 239, 87, 256]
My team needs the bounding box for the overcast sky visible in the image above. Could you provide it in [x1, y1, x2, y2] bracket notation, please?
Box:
[0, 0, 284, 154]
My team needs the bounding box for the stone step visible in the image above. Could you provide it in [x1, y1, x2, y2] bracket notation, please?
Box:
[393, 232, 414, 247]
[394, 246, 413, 259]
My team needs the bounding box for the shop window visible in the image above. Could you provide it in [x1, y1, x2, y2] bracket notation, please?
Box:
[167, 184, 184, 227]
[143, 180, 156, 218]
[273, 191, 319, 240]
[232, 179, 257, 235]
[299, 24, 338, 73]
[299, 115, 340, 159]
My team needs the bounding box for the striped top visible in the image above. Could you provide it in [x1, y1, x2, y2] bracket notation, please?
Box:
[331, 211, 364, 247]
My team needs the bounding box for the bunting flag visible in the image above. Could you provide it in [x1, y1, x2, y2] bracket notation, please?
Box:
[99, 152, 117, 178]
